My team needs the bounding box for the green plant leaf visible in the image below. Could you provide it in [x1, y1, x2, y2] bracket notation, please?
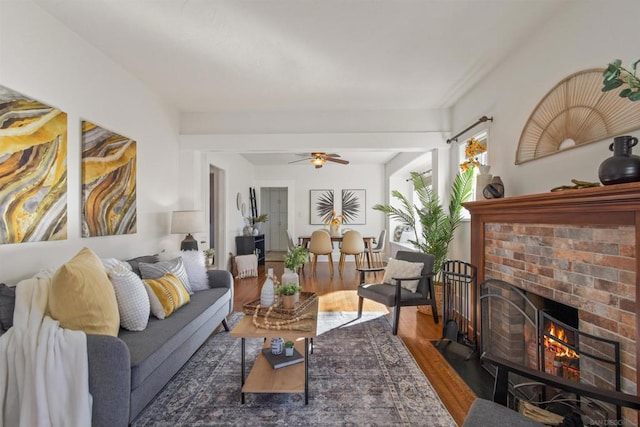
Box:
[629, 90, 640, 101]
[602, 79, 624, 91]
[620, 88, 633, 98]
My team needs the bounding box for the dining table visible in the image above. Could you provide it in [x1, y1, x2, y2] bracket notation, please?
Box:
[297, 234, 376, 267]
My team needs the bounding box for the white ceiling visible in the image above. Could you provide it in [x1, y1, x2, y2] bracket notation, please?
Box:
[33, 0, 570, 164]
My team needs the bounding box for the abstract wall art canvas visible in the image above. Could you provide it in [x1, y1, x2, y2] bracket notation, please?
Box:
[341, 189, 365, 224]
[310, 189, 334, 225]
[81, 121, 137, 237]
[0, 84, 68, 244]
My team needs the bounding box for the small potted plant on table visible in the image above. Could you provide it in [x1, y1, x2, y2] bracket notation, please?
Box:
[282, 245, 309, 299]
[284, 340, 295, 356]
[277, 283, 302, 309]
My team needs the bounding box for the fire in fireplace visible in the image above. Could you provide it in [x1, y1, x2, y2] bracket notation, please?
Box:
[541, 320, 580, 382]
[480, 279, 620, 389]
[480, 279, 624, 421]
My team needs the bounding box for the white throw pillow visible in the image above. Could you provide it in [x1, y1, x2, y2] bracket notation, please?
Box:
[179, 250, 209, 291]
[108, 264, 150, 331]
[139, 257, 193, 295]
[102, 258, 132, 274]
[382, 258, 424, 293]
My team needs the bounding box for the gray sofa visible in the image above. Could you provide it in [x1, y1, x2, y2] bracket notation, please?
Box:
[87, 268, 234, 426]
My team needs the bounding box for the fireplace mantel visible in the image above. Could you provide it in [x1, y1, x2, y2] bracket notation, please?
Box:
[465, 181, 640, 407]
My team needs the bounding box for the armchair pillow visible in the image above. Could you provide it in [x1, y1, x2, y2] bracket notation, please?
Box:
[382, 258, 424, 293]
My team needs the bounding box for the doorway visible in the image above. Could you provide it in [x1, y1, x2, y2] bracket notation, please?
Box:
[209, 165, 225, 268]
[260, 187, 288, 251]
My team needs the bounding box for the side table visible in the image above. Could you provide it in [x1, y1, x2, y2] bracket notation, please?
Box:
[230, 299, 318, 404]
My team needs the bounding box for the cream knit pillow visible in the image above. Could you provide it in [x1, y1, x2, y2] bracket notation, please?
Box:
[382, 258, 424, 293]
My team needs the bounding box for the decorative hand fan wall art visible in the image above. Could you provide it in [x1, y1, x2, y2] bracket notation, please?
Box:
[516, 69, 640, 164]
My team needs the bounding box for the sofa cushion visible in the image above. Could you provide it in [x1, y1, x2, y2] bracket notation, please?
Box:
[118, 287, 230, 389]
[143, 272, 190, 318]
[0, 283, 16, 335]
[49, 247, 120, 336]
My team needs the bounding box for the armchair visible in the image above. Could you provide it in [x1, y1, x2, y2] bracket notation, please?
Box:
[356, 251, 438, 335]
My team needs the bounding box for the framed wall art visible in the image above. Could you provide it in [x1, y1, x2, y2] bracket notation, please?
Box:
[342, 189, 366, 224]
[81, 121, 137, 237]
[0, 84, 68, 244]
[309, 189, 334, 225]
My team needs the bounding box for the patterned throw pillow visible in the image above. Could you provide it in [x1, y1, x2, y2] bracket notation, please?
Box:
[0, 283, 16, 336]
[49, 247, 120, 336]
[108, 264, 151, 331]
[139, 257, 193, 295]
[126, 254, 160, 277]
[143, 272, 190, 318]
[382, 258, 424, 293]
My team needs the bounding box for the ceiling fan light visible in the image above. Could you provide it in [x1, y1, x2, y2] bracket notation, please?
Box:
[311, 157, 324, 166]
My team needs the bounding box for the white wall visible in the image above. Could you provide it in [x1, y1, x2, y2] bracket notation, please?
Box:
[254, 163, 385, 259]
[451, 0, 640, 197]
[202, 152, 256, 271]
[0, 1, 180, 284]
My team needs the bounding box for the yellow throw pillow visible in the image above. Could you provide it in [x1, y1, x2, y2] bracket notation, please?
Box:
[49, 247, 120, 336]
[143, 272, 190, 318]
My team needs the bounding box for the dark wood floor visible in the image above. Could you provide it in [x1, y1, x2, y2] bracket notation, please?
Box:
[231, 258, 476, 426]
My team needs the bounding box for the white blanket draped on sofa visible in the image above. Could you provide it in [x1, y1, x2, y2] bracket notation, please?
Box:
[0, 274, 92, 427]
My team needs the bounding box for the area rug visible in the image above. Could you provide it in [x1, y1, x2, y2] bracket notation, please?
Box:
[132, 312, 456, 426]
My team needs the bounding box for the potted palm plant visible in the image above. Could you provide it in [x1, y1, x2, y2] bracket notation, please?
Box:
[373, 168, 474, 314]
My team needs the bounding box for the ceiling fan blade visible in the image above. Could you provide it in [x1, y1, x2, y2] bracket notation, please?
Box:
[324, 153, 341, 158]
[288, 157, 312, 164]
[324, 157, 349, 165]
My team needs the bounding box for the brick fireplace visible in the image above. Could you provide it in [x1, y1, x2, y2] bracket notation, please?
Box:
[465, 182, 640, 422]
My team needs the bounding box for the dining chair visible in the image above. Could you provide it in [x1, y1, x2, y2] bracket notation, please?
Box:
[370, 229, 387, 266]
[286, 230, 295, 250]
[356, 251, 438, 334]
[338, 230, 365, 275]
[308, 229, 334, 276]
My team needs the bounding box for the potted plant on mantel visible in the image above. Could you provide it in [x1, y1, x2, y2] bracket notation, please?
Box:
[373, 167, 474, 315]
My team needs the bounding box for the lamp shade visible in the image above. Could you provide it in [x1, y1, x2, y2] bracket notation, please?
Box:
[171, 210, 206, 234]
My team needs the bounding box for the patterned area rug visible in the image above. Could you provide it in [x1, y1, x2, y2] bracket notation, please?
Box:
[132, 312, 455, 426]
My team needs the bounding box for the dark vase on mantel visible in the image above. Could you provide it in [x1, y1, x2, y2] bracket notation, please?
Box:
[598, 135, 640, 185]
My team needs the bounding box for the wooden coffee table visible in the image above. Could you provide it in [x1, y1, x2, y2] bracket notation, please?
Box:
[230, 299, 318, 404]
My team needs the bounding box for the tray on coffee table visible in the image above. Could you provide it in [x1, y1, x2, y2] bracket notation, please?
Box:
[243, 291, 318, 320]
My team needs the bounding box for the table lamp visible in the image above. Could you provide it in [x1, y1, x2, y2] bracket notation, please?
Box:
[171, 210, 206, 251]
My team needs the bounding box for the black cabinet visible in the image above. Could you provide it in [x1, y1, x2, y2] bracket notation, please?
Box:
[235, 234, 265, 265]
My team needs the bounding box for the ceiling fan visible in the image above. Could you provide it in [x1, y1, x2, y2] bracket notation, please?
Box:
[289, 152, 350, 168]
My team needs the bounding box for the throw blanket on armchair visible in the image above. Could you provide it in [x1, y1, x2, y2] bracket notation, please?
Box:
[0, 274, 92, 426]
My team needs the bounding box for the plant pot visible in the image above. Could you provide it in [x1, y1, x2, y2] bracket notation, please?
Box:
[417, 284, 443, 316]
[285, 347, 294, 357]
[281, 295, 296, 309]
